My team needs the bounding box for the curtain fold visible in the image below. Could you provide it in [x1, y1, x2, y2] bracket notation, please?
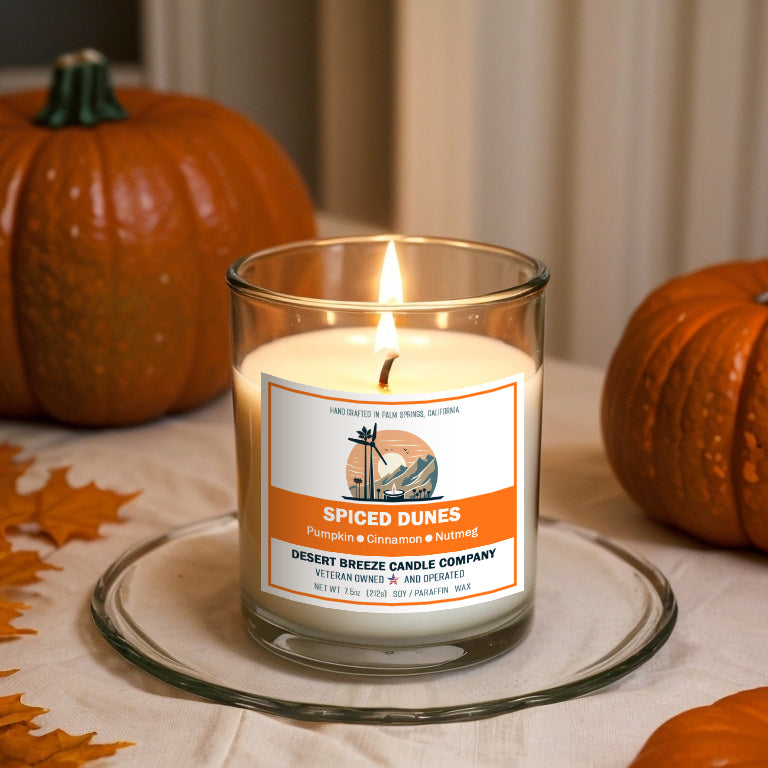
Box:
[394, 0, 768, 366]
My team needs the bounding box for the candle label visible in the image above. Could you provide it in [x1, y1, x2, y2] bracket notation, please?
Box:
[261, 373, 525, 612]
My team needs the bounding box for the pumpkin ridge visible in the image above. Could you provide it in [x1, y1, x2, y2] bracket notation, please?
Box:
[704, 260, 768, 297]
[177, 107, 315, 241]
[651, 306, 755, 544]
[0, 93, 47, 127]
[92, 123, 201, 422]
[130, 122, 211, 409]
[111, 88, 176, 123]
[603, 295, 746, 415]
[90, 127, 119, 421]
[16, 127, 122, 422]
[602, 301, 737, 520]
[648, 308, 727, 532]
[669, 260, 768, 299]
[3, 129, 58, 416]
[601, 311, 686, 513]
[730, 306, 768, 548]
[129, 92, 254, 128]
[136, 110, 315, 410]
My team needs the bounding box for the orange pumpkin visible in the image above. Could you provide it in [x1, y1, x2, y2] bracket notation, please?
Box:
[601, 259, 768, 551]
[0, 50, 316, 426]
[629, 687, 768, 767]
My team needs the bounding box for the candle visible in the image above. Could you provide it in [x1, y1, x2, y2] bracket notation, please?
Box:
[228, 236, 548, 672]
[234, 328, 542, 642]
[382, 486, 405, 502]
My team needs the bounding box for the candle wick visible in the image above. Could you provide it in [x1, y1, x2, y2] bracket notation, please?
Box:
[379, 350, 399, 389]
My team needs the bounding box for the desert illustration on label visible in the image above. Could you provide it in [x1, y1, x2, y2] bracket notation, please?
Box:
[344, 424, 441, 502]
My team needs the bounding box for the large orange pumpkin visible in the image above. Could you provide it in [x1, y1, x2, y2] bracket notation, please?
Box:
[601, 259, 768, 551]
[629, 687, 768, 767]
[0, 50, 316, 426]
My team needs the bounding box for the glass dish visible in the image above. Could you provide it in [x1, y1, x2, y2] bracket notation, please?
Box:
[91, 513, 677, 724]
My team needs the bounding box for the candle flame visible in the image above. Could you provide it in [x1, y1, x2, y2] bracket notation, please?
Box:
[375, 241, 403, 355]
[378, 241, 403, 304]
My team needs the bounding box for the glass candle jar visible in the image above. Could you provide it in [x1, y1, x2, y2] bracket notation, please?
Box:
[227, 235, 549, 674]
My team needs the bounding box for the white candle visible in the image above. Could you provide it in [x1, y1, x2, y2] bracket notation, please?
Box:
[234, 327, 542, 643]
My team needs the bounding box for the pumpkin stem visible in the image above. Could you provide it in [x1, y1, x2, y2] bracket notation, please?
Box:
[35, 49, 129, 128]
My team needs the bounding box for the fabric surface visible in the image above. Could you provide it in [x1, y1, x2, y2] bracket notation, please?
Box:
[3, 359, 768, 767]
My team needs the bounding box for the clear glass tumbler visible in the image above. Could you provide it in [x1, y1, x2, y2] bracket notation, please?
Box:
[227, 235, 549, 674]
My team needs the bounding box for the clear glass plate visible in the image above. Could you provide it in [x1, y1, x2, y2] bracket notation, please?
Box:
[91, 513, 676, 724]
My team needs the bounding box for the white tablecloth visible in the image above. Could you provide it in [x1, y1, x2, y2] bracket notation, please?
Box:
[3, 359, 768, 767]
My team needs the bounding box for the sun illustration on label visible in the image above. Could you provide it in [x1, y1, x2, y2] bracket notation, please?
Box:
[344, 425, 440, 502]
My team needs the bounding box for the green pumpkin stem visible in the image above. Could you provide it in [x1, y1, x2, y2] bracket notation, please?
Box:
[35, 49, 129, 128]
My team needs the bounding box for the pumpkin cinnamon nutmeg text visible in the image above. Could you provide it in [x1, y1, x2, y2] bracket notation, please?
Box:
[0, 50, 316, 427]
[601, 258, 768, 552]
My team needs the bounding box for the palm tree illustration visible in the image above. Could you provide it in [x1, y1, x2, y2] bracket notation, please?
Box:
[348, 423, 386, 500]
[354, 477, 363, 497]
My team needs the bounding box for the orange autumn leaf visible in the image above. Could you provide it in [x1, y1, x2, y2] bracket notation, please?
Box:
[1, 443, 141, 546]
[0, 495, 37, 537]
[0, 601, 34, 637]
[0, 695, 132, 766]
[0, 694, 46, 730]
[0, 546, 60, 588]
[0, 445, 36, 534]
[29, 467, 140, 547]
[0, 444, 33, 491]
[0, 445, 137, 763]
[0, 724, 132, 767]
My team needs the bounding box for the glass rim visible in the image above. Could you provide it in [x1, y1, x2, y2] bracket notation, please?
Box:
[226, 234, 550, 313]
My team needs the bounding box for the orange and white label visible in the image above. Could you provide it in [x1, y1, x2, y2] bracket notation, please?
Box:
[261, 374, 525, 612]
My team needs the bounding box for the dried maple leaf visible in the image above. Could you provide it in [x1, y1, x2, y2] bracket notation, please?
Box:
[0, 445, 136, 764]
[0, 694, 46, 729]
[0, 695, 131, 766]
[0, 444, 36, 534]
[0, 444, 33, 491]
[0, 545, 60, 588]
[0, 723, 131, 767]
[0, 600, 34, 637]
[29, 467, 140, 547]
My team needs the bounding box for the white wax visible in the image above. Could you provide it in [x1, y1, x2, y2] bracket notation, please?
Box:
[234, 327, 542, 643]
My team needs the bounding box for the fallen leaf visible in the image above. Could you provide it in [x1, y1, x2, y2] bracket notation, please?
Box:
[0, 444, 33, 489]
[0, 546, 60, 588]
[0, 695, 131, 766]
[29, 467, 140, 547]
[0, 694, 46, 729]
[0, 444, 137, 762]
[0, 723, 131, 767]
[0, 445, 36, 534]
[0, 601, 35, 638]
